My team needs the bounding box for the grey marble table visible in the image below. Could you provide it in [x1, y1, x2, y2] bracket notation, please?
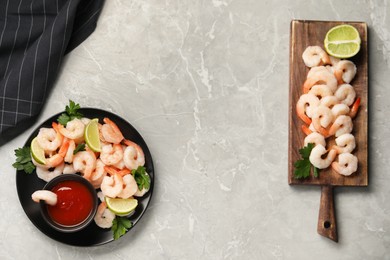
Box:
[1, 0, 389, 259]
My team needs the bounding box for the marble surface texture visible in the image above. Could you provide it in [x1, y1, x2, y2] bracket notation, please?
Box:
[1, 0, 389, 259]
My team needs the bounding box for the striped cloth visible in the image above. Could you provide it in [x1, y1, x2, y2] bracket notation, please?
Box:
[0, 0, 104, 146]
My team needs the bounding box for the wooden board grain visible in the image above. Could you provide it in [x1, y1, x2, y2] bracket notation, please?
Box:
[288, 20, 368, 187]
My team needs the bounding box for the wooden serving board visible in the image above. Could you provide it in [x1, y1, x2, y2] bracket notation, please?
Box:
[288, 20, 368, 242]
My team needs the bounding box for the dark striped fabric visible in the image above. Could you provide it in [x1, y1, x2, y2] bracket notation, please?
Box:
[0, 0, 104, 146]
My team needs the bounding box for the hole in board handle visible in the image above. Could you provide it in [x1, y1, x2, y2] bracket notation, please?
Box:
[323, 221, 331, 229]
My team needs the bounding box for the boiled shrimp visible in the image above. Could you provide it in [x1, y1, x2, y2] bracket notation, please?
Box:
[118, 174, 138, 199]
[334, 84, 356, 106]
[334, 60, 357, 84]
[37, 124, 63, 152]
[100, 143, 124, 165]
[73, 150, 97, 179]
[349, 97, 361, 118]
[332, 133, 356, 154]
[303, 69, 337, 94]
[311, 105, 334, 136]
[58, 118, 85, 140]
[309, 145, 337, 169]
[123, 139, 145, 170]
[331, 153, 358, 176]
[101, 118, 124, 144]
[302, 46, 331, 67]
[296, 93, 320, 125]
[304, 132, 326, 147]
[64, 139, 76, 163]
[331, 103, 350, 118]
[94, 202, 116, 228]
[328, 115, 353, 137]
[63, 163, 77, 174]
[31, 190, 57, 206]
[308, 84, 332, 99]
[320, 96, 339, 110]
[44, 139, 70, 168]
[100, 173, 124, 198]
[36, 162, 65, 182]
[90, 159, 107, 189]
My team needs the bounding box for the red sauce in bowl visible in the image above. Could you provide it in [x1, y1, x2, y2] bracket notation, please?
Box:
[47, 180, 94, 226]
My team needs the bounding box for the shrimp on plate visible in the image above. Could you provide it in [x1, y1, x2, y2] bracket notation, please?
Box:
[94, 202, 116, 228]
[89, 159, 107, 189]
[36, 162, 65, 182]
[118, 174, 138, 199]
[101, 117, 124, 144]
[100, 143, 123, 166]
[331, 153, 358, 176]
[73, 150, 97, 179]
[37, 123, 63, 152]
[31, 190, 57, 206]
[57, 118, 85, 140]
[44, 139, 70, 168]
[123, 139, 145, 170]
[100, 173, 124, 198]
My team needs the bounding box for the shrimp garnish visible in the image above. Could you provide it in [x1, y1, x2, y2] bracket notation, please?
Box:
[101, 118, 124, 144]
[37, 124, 63, 152]
[309, 145, 337, 169]
[302, 46, 331, 67]
[123, 139, 145, 170]
[333, 60, 357, 84]
[94, 202, 116, 229]
[73, 150, 97, 179]
[296, 93, 319, 125]
[100, 173, 124, 198]
[36, 162, 65, 182]
[57, 118, 85, 140]
[331, 153, 358, 176]
[31, 190, 57, 206]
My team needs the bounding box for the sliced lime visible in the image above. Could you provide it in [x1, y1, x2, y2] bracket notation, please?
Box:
[105, 197, 138, 216]
[324, 24, 361, 58]
[30, 137, 46, 165]
[84, 118, 101, 152]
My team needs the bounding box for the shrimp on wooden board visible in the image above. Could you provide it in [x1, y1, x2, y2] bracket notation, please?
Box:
[123, 139, 145, 170]
[334, 60, 357, 84]
[331, 153, 358, 176]
[332, 133, 356, 154]
[309, 144, 337, 169]
[101, 118, 124, 144]
[100, 173, 124, 198]
[296, 93, 319, 125]
[31, 190, 57, 206]
[303, 68, 338, 94]
[349, 97, 361, 118]
[331, 104, 350, 118]
[302, 46, 331, 67]
[57, 118, 85, 140]
[320, 96, 339, 110]
[94, 202, 116, 228]
[36, 162, 65, 182]
[328, 115, 353, 137]
[73, 150, 97, 180]
[100, 143, 124, 166]
[311, 105, 334, 137]
[37, 124, 63, 152]
[335, 84, 356, 106]
[308, 84, 333, 99]
[304, 132, 326, 147]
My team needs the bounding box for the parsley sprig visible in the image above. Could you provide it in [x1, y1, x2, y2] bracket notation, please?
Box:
[294, 143, 319, 179]
[131, 166, 151, 191]
[57, 100, 83, 126]
[112, 216, 132, 240]
[73, 143, 85, 155]
[12, 147, 35, 174]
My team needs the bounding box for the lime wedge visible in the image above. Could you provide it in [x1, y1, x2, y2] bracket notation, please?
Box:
[84, 118, 101, 152]
[31, 137, 46, 165]
[105, 197, 138, 216]
[324, 24, 361, 58]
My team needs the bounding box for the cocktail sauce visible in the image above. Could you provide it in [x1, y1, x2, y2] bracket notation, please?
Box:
[47, 180, 94, 226]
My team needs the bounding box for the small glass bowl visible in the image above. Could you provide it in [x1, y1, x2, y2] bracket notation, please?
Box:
[39, 174, 98, 233]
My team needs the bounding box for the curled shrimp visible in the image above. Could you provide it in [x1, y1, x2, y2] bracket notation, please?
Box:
[296, 93, 319, 125]
[64, 139, 76, 163]
[101, 118, 124, 144]
[320, 96, 339, 110]
[328, 115, 353, 137]
[37, 123, 63, 152]
[331, 103, 350, 118]
[100, 143, 124, 166]
[100, 173, 124, 198]
[90, 159, 107, 189]
[335, 84, 356, 106]
[308, 84, 333, 99]
[94, 202, 116, 228]
[302, 46, 331, 67]
[334, 60, 357, 84]
[331, 153, 358, 176]
[58, 118, 85, 140]
[123, 139, 145, 170]
[31, 190, 57, 206]
[309, 145, 337, 169]
[332, 133, 356, 154]
[73, 150, 97, 179]
[304, 132, 326, 147]
[311, 105, 334, 136]
[63, 163, 77, 174]
[349, 97, 361, 118]
[303, 67, 337, 94]
[36, 162, 65, 182]
[118, 174, 138, 199]
[44, 139, 70, 168]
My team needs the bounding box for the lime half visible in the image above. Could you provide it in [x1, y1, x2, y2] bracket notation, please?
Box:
[31, 137, 46, 165]
[324, 24, 361, 58]
[105, 197, 138, 216]
[84, 118, 101, 152]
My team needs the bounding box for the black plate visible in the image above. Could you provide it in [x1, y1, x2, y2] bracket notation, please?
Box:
[16, 108, 154, 246]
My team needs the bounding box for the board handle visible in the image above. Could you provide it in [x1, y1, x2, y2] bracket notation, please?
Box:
[317, 185, 338, 242]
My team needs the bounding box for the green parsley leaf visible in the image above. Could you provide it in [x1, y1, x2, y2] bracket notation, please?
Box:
[73, 143, 86, 155]
[12, 147, 35, 174]
[131, 166, 151, 190]
[57, 100, 83, 126]
[293, 143, 320, 179]
[112, 216, 132, 240]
